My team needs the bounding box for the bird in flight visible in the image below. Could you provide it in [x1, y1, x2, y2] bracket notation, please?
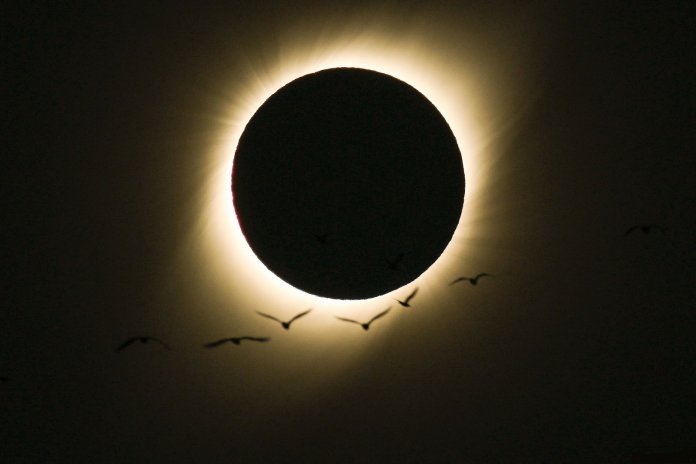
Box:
[115, 336, 171, 352]
[335, 307, 391, 331]
[395, 287, 418, 307]
[624, 224, 662, 236]
[385, 252, 404, 271]
[255, 309, 312, 330]
[203, 337, 270, 348]
[314, 232, 330, 244]
[449, 273, 493, 286]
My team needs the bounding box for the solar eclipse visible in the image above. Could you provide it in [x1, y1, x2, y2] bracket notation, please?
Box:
[232, 67, 464, 299]
[6, 3, 693, 462]
[197, 17, 508, 317]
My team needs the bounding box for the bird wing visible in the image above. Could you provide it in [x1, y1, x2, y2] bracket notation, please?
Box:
[115, 338, 137, 351]
[405, 287, 419, 303]
[244, 337, 270, 343]
[203, 339, 231, 348]
[255, 311, 283, 323]
[369, 307, 392, 324]
[449, 277, 467, 285]
[288, 308, 312, 324]
[475, 273, 492, 279]
[335, 316, 361, 325]
[624, 225, 640, 236]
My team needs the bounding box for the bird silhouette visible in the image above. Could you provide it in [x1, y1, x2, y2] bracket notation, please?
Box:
[115, 336, 171, 352]
[624, 224, 662, 236]
[335, 307, 391, 331]
[395, 287, 419, 307]
[449, 273, 493, 286]
[203, 336, 270, 348]
[314, 232, 330, 244]
[255, 309, 312, 330]
[385, 252, 404, 271]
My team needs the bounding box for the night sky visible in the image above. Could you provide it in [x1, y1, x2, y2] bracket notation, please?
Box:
[3, 2, 695, 463]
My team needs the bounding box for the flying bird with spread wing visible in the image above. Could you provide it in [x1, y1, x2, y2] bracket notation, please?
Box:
[624, 224, 662, 236]
[449, 273, 493, 286]
[203, 337, 270, 348]
[335, 307, 391, 331]
[255, 309, 312, 330]
[115, 336, 171, 352]
[395, 287, 418, 307]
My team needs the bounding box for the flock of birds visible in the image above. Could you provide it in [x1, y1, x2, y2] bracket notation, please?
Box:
[111, 283, 440, 352]
[110, 223, 658, 352]
[111, 271, 500, 352]
[0, 223, 663, 379]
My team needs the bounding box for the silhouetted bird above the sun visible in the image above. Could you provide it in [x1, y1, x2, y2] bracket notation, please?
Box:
[624, 224, 662, 236]
[385, 252, 404, 271]
[335, 307, 391, 331]
[203, 337, 270, 348]
[449, 273, 493, 286]
[115, 336, 172, 352]
[255, 309, 312, 330]
[395, 287, 419, 307]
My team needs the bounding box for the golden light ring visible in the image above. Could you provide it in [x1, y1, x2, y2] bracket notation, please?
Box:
[183, 10, 537, 337]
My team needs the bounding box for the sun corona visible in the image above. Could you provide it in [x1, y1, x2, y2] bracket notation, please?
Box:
[189, 7, 534, 323]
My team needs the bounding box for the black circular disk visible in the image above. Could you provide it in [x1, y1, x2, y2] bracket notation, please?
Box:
[232, 67, 464, 299]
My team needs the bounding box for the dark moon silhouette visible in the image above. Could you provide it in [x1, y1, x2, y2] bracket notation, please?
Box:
[232, 67, 464, 299]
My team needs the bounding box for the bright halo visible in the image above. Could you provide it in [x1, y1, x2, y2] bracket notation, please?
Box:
[182, 10, 537, 334]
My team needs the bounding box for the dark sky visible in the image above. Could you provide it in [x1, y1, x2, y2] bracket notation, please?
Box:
[3, 2, 695, 463]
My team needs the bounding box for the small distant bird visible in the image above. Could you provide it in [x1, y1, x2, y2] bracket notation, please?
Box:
[624, 224, 662, 236]
[255, 309, 312, 330]
[203, 337, 270, 348]
[449, 273, 493, 286]
[115, 336, 172, 352]
[314, 232, 330, 244]
[385, 252, 404, 271]
[395, 287, 418, 307]
[335, 307, 391, 331]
